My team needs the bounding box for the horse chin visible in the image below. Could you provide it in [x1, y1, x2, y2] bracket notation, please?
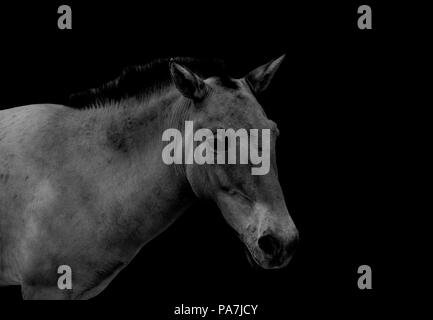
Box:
[243, 246, 276, 270]
[244, 247, 262, 270]
[243, 245, 292, 270]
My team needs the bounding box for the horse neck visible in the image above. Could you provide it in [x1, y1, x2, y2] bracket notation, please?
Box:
[76, 87, 195, 245]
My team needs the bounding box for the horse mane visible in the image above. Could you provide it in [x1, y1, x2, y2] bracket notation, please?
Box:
[68, 57, 237, 109]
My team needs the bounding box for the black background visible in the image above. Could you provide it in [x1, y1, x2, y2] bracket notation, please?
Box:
[0, 0, 407, 317]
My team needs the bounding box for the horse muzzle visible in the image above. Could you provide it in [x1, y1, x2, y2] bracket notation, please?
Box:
[246, 230, 299, 269]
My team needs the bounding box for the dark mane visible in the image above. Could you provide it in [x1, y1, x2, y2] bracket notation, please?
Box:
[69, 57, 236, 109]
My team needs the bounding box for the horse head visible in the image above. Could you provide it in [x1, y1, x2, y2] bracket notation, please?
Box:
[168, 55, 299, 269]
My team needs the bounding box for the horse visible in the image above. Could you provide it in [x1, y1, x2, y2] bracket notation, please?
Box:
[0, 55, 299, 299]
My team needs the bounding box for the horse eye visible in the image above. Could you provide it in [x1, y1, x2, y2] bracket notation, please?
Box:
[211, 133, 229, 153]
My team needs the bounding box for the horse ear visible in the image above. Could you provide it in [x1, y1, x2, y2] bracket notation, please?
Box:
[244, 54, 286, 93]
[169, 60, 207, 100]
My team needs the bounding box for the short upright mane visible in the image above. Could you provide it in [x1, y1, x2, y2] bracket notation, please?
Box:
[69, 57, 231, 109]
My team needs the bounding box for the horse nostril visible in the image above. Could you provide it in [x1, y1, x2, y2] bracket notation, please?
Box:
[258, 234, 280, 256]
